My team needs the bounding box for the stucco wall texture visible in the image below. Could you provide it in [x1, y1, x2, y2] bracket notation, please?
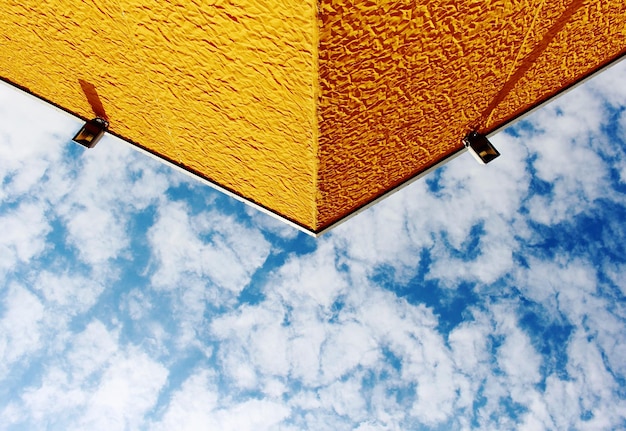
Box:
[2, 0, 625, 233]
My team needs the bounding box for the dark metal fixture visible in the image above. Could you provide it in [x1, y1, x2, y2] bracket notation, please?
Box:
[463, 131, 500, 164]
[72, 117, 109, 148]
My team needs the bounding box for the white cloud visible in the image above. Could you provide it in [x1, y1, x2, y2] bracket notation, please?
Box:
[522, 87, 615, 226]
[5, 321, 167, 431]
[0, 84, 72, 198]
[493, 305, 542, 386]
[0, 284, 45, 377]
[285, 317, 326, 385]
[449, 322, 489, 371]
[152, 370, 290, 431]
[320, 321, 380, 384]
[13, 322, 118, 425]
[78, 348, 168, 431]
[318, 378, 368, 421]
[61, 201, 129, 264]
[149, 200, 270, 296]
[0, 202, 51, 278]
[34, 271, 105, 316]
[66, 321, 119, 381]
[211, 303, 291, 384]
[604, 262, 626, 296]
[151, 370, 219, 430]
[53, 138, 170, 267]
[267, 240, 349, 309]
[586, 58, 626, 108]
[17, 367, 88, 426]
[122, 288, 153, 321]
[213, 399, 291, 431]
[543, 375, 581, 430]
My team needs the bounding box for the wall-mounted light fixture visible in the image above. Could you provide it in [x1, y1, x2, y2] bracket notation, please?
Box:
[463, 131, 500, 164]
[72, 117, 109, 148]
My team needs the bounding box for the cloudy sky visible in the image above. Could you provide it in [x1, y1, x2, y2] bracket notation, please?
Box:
[1, 58, 626, 431]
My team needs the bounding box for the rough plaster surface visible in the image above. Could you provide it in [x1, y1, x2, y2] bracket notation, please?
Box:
[2, 0, 625, 232]
[317, 0, 626, 227]
[2, 0, 318, 228]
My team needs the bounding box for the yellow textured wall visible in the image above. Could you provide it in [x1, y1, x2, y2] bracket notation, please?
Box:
[1, 0, 318, 229]
[2, 0, 625, 232]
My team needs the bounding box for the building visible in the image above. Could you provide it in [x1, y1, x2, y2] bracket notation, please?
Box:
[2, 0, 625, 235]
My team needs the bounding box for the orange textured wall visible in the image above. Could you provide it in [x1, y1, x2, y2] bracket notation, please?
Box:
[316, 0, 626, 229]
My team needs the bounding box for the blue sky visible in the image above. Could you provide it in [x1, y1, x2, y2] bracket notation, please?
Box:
[1, 59, 626, 431]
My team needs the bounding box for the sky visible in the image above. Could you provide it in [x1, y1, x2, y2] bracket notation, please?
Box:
[1, 58, 626, 431]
